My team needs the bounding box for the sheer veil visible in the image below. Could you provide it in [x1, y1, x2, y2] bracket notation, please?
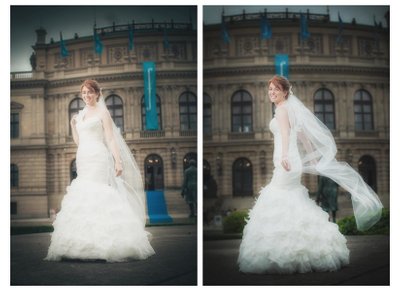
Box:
[95, 95, 147, 226]
[284, 93, 383, 231]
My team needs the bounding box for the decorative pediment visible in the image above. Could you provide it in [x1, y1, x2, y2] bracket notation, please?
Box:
[10, 101, 24, 110]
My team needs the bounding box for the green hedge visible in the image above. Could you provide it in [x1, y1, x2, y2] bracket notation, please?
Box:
[11, 226, 54, 235]
[222, 210, 249, 234]
[337, 208, 389, 235]
[222, 208, 389, 236]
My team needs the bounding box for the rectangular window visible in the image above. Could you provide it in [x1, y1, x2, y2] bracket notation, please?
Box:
[203, 120, 211, 134]
[11, 202, 17, 215]
[11, 113, 19, 138]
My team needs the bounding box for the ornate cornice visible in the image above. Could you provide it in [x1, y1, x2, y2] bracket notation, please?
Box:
[204, 64, 389, 78]
[11, 79, 48, 89]
[11, 70, 196, 90]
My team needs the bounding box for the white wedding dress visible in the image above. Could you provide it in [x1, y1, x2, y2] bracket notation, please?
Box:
[237, 116, 350, 274]
[45, 114, 155, 262]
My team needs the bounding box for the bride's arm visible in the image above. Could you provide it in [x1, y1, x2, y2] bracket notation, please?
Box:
[275, 106, 291, 171]
[70, 114, 79, 146]
[101, 109, 123, 176]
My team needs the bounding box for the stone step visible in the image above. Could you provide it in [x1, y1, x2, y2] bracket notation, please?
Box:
[164, 189, 191, 216]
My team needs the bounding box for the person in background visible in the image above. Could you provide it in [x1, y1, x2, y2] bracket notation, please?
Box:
[317, 176, 339, 223]
[182, 159, 197, 218]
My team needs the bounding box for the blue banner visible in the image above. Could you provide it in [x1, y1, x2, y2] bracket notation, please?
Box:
[221, 17, 230, 44]
[260, 15, 272, 40]
[275, 54, 289, 78]
[163, 27, 170, 49]
[128, 24, 134, 51]
[59, 32, 69, 58]
[336, 12, 344, 44]
[94, 28, 103, 55]
[146, 191, 172, 224]
[143, 61, 159, 130]
[300, 14, 310, 40]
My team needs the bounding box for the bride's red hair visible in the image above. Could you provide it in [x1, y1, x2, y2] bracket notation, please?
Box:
[268, 75, 291, 99]
[80, 79, 101, 101]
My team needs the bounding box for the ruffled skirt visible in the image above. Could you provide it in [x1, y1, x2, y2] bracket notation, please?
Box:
[45, 178, 155, 262]
[238, 183, 349, 274]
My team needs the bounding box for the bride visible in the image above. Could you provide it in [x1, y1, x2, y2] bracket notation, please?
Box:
[45, 79, 155, 262]
[237, 75, 383, 274]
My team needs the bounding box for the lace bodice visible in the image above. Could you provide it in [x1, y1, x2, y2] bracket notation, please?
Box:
[75, 115, 112, 184]
[76, 116, 105, 145]
[269, 117, 301, 169]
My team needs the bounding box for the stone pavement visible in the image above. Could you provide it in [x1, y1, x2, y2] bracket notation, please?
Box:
[11, 225, 197, 285]
[203, 234, 389, 285]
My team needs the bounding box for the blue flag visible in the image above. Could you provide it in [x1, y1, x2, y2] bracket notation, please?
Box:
[373, 15, 380, 50]
[128, 24, 134, 51]
[260, 15, 272, 40]
[163, 27, 170, 49]
[59, 32, 69, 58]
[300, 14, 310, 40]
[336, 13, 344, 44]
[275, 54, 289, 78]
[221, 17, 230, 44]
[93, 28, 103, 55]
[143, 61, 159, 130]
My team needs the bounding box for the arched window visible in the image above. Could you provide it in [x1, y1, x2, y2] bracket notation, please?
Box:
[183, 152, 197, 171]
[141, 95, 162, 130]
[354, 90, 374, 131]
[11, 164, 18, 187]
[231, 90, 253, 132]
[358, 155, 377, 192]
[203, 160, 211, 174]
[68, 98, 85, 134]
[203, 93, 212, 135]
[106, 95, 124, 131]
[179, 92, 197, 131]
[144, 154, 164, 190]
[70, 159, 77, 182]
[232, 158, 253, 196]
[314, 88, 336, 130]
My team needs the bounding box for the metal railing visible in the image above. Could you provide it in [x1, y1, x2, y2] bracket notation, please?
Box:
[179, 130, 197, 137]
[95, 21, 194, 36]
[223, 10, 330, 24]
[140, 130, 165, 138]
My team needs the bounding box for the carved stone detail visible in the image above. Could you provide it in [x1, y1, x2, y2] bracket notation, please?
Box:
[137, 43, 158, 62]
[236, 36, 258, 57]
[170, 42, 187, 60]
[270, 34, 291, 55]
[108, 46, 128, 64]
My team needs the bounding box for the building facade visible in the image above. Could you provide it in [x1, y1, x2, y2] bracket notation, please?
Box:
[203, 11, 389, 216]
[11, 22, 197, 220]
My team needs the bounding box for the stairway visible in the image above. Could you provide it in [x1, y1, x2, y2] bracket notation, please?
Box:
[164, 188, 193, 221]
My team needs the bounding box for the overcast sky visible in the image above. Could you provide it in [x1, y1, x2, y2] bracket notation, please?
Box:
[10, 6, 197, 72]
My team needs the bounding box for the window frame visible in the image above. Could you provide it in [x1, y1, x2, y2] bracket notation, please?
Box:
[179, 91, 197, 131]
[231, 90, 253, 133]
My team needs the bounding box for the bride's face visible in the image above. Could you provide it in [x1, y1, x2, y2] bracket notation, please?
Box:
[268, 83, 287, 105]
[81, 86, 98, 107]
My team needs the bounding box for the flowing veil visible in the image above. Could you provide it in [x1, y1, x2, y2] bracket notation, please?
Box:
[284, 93, 383, 231]
[95, 95, 147, 226]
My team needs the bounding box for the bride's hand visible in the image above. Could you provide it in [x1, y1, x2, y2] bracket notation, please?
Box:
[115, 161, 123, 177]
[281, 156, 291, 171]
[70, 114, 78, 127]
